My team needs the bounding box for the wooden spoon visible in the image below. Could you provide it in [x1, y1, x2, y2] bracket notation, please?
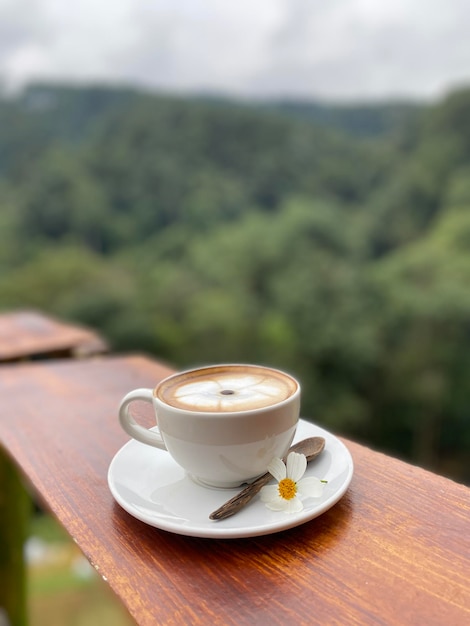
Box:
[209, 436, 325, 521]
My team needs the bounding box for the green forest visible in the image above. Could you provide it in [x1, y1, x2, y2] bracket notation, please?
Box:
[0, 83, 468, 483]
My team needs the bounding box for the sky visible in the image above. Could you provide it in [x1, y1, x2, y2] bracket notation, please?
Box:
[1, 0, 470, 102]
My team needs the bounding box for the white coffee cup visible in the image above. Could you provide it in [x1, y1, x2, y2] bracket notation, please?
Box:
[118, 363, 301, 488]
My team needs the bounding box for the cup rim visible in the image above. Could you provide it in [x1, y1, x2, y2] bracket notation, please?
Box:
[153, 363, 300, 416]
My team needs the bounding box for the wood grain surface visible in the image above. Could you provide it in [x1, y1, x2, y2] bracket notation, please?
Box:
[0, 310, 107, 361]
[0, 355, 469, 625]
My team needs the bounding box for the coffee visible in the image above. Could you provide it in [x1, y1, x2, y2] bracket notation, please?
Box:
[156, 364, 298, 413]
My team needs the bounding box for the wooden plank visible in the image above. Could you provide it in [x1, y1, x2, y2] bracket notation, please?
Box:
[0, 310, 107, 361]
[0, 355, 468, 626]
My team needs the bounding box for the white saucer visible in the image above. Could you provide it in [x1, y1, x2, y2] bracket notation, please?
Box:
[107, 419, 353, 539]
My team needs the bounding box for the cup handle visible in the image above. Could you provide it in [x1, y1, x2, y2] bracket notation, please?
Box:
[118, 388, 167, 449]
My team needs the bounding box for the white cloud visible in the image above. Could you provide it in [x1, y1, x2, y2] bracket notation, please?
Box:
[1, 0, 470, 100]
[249, 0, 470, 100]
[115, 0, 284, 94]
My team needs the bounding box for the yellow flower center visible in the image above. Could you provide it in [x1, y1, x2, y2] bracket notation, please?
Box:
[278, 478, 297, 500]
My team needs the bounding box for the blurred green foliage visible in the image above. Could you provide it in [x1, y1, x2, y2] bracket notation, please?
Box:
[0, 84, 468, 483]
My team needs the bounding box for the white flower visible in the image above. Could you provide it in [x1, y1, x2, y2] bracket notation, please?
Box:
[260, 451, 326, 514]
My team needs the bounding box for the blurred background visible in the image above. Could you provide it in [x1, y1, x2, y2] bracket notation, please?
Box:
[1, 1, 469, 623]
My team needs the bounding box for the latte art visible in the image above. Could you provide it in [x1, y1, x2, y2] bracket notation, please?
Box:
[157, 365, 298, 412]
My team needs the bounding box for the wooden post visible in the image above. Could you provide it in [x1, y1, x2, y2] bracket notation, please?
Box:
[0, 449, 30, 626]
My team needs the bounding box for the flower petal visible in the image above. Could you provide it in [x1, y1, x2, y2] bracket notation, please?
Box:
[297, 476, 326, 498]
[286, 452, 307, 482]
[285, 496, 304, 514]
[267, 456, 286, 482]
[260, 484, 280, 503]
[265, 497, 289, 511]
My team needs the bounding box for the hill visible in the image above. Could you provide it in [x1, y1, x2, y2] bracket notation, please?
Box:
[0, 83, 468, 483]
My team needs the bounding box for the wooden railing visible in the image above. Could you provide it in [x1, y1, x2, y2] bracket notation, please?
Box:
[0, 310, 108, 626]
[0, 312, 469, 625]
[0, 310, 108, 362]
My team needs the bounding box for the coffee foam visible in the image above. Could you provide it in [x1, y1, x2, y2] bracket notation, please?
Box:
[156, 365, 298, 412]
